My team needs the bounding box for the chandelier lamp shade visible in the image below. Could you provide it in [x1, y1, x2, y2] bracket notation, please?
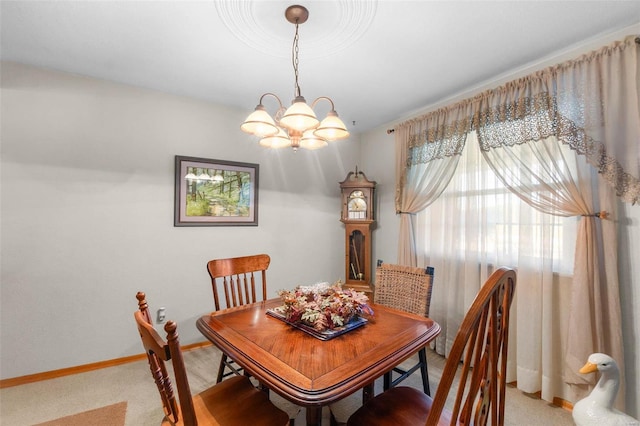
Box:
[240, 5, 349, 151]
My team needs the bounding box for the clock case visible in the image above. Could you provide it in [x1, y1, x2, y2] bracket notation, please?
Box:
[339, 169, 376, 297]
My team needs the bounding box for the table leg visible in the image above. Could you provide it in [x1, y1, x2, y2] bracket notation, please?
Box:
[362, 382, 374, 404]
[306, 406, 322, 426]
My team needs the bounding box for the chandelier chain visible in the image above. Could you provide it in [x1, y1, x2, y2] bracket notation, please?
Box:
[292, 21, 301, 98]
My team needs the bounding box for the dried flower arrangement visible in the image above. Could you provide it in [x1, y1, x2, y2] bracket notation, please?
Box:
[274, 281, 374, 332]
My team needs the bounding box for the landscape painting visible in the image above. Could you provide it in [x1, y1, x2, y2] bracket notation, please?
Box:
[174, 156, 259, 226]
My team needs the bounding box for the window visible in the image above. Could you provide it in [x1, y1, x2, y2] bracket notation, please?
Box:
[416, 132, 576, 276]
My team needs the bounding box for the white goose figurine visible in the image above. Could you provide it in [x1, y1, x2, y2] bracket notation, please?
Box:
[572, 353, 639, 425]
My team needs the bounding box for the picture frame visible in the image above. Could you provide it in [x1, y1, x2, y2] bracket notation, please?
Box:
[174, 156, 259, 226]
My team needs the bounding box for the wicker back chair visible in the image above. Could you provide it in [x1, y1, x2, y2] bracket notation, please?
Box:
[374, 261, 435, 395]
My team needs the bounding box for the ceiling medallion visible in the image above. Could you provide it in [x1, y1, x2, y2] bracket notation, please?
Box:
[215, 0, 377, 59]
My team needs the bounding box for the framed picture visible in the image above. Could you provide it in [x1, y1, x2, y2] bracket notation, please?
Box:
[174, 156, 259, 226]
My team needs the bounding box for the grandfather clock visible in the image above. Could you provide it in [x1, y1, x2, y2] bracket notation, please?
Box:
[339, 168, 376, 297]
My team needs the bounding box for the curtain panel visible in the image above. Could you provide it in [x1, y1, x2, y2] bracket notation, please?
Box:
[393, 35, 639, 408]
[394, 101, 472, 265]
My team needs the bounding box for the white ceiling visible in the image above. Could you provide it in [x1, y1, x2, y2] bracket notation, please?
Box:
[2, 1, 639, 135]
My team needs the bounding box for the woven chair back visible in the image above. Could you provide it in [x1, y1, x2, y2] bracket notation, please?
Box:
[374, 263, 434, 317]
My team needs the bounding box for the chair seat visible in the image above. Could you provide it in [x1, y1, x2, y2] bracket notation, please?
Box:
[162, 376, 289, 426]
[347, 386, 453, 426]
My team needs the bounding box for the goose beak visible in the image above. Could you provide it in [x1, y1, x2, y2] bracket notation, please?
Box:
[579, 361, 598, 374]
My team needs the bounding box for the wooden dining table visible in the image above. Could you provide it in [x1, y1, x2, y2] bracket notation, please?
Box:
[196, 298, 441, 426]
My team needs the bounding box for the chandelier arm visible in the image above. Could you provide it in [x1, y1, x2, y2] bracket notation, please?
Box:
[259, 92, 285, 109]
[259, 92, 288, 122]
[310, 96, 337, 112]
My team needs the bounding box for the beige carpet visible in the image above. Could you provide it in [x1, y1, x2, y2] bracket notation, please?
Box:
[33, 401, 127, 426]
[0, 345, 573, 426]
[327, 349, 574, 426]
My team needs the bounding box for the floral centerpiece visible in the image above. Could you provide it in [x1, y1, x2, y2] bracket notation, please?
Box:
[274, 281, 374, 332]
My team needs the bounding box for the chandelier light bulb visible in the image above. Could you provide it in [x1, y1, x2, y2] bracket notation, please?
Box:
[314, 110, 350, 141]
[259, 127, 292, 149]
[279, 96, 320, 132]
[300, 129, 329, 150]
[241, 105, 279, 137]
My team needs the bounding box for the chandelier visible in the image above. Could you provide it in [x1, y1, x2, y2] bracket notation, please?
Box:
[240, 5, 349, 151]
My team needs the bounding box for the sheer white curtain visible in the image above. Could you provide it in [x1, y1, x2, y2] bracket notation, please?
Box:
[479, 130, 622, 403]
[416, 133, 577, 394]
[394, 102, 472, 265]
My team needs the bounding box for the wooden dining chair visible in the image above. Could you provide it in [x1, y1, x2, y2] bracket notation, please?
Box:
[347, 267, 516, 426]
[206, 253, 270, 383]
[374, 261, 435, 395]
[134, 291, 289, 426]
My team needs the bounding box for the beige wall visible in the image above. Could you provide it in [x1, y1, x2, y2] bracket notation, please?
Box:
[0, 62, 360, 379]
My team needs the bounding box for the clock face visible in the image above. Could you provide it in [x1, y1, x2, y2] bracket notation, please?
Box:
[348, 197, 366, 211]
[347, 191, 367, 219]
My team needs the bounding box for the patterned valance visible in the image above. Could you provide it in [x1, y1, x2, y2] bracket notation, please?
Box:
[397, 35, 640, 204]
